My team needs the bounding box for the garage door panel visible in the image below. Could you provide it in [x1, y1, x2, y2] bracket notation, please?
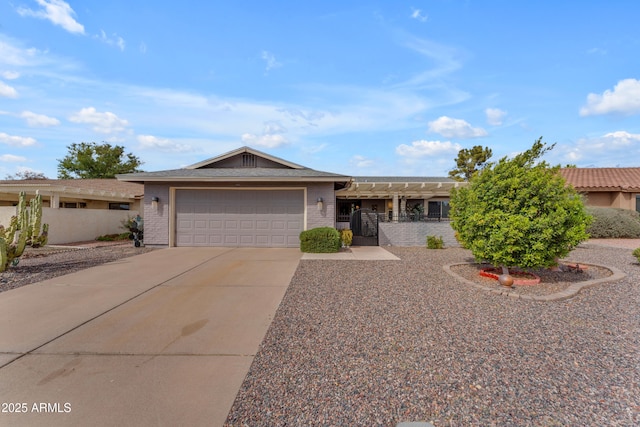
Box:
[176, 189, 304, 248]
[240, 220, 254, 230]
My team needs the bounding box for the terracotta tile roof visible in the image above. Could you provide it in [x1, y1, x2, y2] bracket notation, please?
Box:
[560, 167, 640, 192]
[0, 179, 144, 198]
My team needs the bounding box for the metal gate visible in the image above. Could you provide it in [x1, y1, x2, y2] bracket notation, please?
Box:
[350, 208, 379, 246]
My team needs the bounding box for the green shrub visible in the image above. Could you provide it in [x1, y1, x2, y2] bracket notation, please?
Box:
[96, 233, 130, 241]
[426, 235, 444, 249]
[300, 227, 340, 253]
[633, 247, 640, 263]
[586, 207, 640, 238]
[450, 139, 591, 269]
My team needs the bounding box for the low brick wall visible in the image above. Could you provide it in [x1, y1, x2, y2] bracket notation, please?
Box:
[378, 221, 459, 247]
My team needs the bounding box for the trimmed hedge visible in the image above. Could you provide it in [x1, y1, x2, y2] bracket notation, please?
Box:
[586, 207, 640, 238]
[300, 227, 340, 253]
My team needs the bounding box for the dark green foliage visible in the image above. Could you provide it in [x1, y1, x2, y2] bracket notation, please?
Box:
[586, 207, 640, 238]
[426, 235, 444, 249]
[57, 142, 143, 179]
[300, 227, 340, 253]
[96, 233, 130, 241]
[450, 138, 591, 269]
[449, 145, 493, 181]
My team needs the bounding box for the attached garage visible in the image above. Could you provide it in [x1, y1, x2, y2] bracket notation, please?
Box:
[174, 189, 304, 247]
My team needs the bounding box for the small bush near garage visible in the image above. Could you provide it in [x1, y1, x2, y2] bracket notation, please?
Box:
[427, 235, 444, 249]
[586, 207, 640, 238]
[300, 227, 340, 253]
[633, 247, 640, 263]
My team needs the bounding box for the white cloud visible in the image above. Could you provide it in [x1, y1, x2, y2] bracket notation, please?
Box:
[411, 8, 428, 22]
[261, 51, 282, 72]
[587, 47, 606, 55]
[350, 155, 374, 168]
[602, 130, 640, 144]
[0, 132, 37, 147]
[241, 121, 289, 148]
[485, 108, 507, 126]
[396, 140, 462, 157]
[561, 131, 640, 165]
[69, 107, 129, 133]
[20, 111, 60, 127]
[428, 116, 488, 138]
[241, 133, 288, 148]
[580, 78, 640, 116]
[0, 154, 27, 162]
[0, 81, 18, 98]
[137, 135, 192, 152]
[1, 71, 20, 80]
[96, 30, 126, 51]
[17, 0, 85, 34]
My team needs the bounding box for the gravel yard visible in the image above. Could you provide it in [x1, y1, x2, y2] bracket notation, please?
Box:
[1, 240, 638, 425]
[226, 244, 640, 426]
[0, 241, 156, 293]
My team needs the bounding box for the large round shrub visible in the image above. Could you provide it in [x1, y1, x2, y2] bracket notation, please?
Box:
[450, 139, 591, 270]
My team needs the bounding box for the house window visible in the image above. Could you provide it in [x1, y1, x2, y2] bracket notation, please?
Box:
[109, 203, 130, 210]
[636, 196, 640, 212]
[242, 153, 257, 167]
[427, 200, 450, 220]
[337, 200, 359, 222]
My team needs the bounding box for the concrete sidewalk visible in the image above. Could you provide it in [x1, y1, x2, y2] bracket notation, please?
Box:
[0, 247, 301, 427]
[301, 246, 400, 260]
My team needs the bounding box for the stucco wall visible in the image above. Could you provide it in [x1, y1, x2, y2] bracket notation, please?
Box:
[378, 221, 459, 247]
[0, 207, 139, 244]
[43, 208, 139, 244]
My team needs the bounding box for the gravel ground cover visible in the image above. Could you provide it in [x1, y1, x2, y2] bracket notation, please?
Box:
[226, 244, 640, 426]
[0, 242, 156, 293]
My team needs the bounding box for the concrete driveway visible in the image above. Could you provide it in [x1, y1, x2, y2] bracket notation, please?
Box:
[0, 247, 301, 427]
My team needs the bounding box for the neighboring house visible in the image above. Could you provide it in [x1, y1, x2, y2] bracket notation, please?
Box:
[0, 179, 143, 210]
[560, 167, 640, 212]
[0, 179, 144, 244]
[117, 146, 463, 248]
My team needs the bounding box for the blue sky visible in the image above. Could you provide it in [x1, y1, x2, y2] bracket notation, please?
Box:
[1, 1, 639, 178]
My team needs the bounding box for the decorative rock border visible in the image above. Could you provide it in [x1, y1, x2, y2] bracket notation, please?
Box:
[479, 267, 541, 285]
[443, 261, 626, 301]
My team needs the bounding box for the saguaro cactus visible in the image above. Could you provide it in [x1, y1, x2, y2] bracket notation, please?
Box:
[0, 191, 48, 272]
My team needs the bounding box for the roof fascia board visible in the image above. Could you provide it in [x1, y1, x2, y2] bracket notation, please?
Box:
[118, 176, 349, 183]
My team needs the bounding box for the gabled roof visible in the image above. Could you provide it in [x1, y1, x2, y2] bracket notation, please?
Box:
[0, 179, 143, 200]
[118, 146, 350, 183]
[187, 146, 305, 170]
[560, 167, 640, 192]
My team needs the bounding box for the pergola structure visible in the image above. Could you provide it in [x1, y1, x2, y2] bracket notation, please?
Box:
[335, 177, 468, 221]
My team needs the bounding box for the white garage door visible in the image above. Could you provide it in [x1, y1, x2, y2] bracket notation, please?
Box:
[175, 189, 304, 247]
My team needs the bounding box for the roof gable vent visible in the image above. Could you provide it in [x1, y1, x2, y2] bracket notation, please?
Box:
[242, 153, 257, 168]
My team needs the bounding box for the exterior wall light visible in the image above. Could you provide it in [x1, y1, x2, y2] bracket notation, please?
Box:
[151, 196, 159, 210]
[316, 197, 323, 211]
